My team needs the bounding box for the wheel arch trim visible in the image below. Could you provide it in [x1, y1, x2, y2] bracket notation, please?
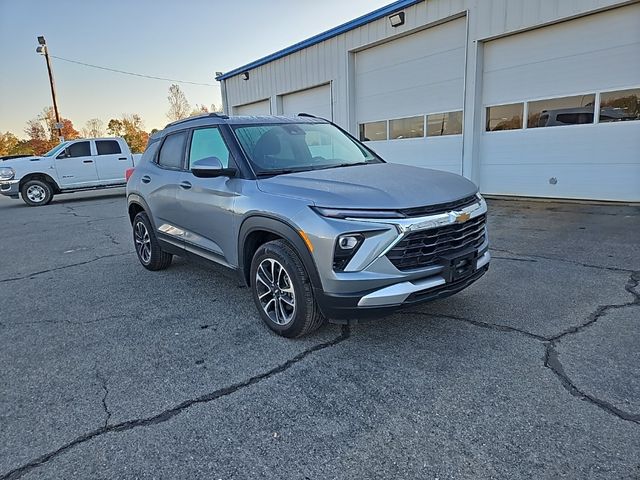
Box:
[238, 215, 323, 290]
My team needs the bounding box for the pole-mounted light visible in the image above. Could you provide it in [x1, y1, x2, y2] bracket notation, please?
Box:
[35, 35, 64, 142]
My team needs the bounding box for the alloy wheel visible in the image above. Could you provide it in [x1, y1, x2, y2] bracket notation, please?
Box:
[255, 258, 296, 325]
[134, 221, 152, 264]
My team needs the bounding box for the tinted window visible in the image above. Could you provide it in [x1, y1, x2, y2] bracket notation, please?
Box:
[189, 128, 231, 168]
[599, 88, 640, 123]
[66, 141, 91, 158]
[528, 94, 595, 128]
[486, 104, 523, 131]
[427, 111, 463, 136]
[359, 121, 387, 142]
[157, 132, 187, 169]
[96, 140, 122, 155]
[389, 116, 424, 140]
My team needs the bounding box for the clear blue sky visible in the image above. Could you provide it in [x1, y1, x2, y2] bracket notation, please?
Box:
[0, 0, 390, 137]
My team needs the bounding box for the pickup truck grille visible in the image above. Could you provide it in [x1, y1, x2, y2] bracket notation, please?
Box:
[386, 214, 487, 271]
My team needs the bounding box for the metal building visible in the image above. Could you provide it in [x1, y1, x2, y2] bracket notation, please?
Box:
[216, 0, 640, 201]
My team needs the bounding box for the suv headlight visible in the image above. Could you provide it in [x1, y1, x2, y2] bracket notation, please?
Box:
[312, 206, 404, 219]
[0, 167, 15, 180]
[333, 233, 364, 271]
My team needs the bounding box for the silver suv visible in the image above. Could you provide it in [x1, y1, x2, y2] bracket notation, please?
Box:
[127, 114, 490, 337]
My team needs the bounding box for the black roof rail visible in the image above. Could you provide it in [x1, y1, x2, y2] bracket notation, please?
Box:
[164, 112, 229, 129]
[297, 112, 331, 122]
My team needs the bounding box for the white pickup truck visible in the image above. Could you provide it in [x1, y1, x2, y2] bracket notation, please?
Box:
[0, 137, 141, 206]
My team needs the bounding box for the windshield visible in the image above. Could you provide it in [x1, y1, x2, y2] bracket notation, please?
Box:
[233, 123, 382, 175]
[43, 142, 70, 157]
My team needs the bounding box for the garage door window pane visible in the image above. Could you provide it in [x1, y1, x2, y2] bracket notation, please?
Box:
[427, 111, 463, 136]
[599, 88, 640, 123]
[486, 104, 523, 131]
[527, 94, 595, 128]
[359, 121, 387, 142]
[390, 116, 424, 140]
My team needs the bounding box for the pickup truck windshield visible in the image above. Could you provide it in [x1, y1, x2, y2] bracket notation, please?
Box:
[43, 142, 70, 157]
[233, 123, 382, 175]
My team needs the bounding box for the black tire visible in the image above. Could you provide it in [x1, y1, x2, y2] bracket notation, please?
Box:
[21, 179, 54, 207]
[132, 211, 172, 271]
[250, 239, 325, 338]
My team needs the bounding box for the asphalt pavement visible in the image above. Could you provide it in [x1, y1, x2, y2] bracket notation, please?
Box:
[1, 190, 639, 479]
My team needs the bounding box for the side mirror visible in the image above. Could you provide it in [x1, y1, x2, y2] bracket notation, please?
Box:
[191, 156, 236, 178]
[57, 149, 70, 159]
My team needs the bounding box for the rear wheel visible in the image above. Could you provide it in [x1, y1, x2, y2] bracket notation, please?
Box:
[133, 212, 172, 271]
[21, 179, 54, 207]
[250, 239, 325, 338]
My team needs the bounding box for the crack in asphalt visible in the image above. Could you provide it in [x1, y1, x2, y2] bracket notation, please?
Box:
[405, 270, 640, 427]
[0, 326, 351, 480]
[0, 252, 133, 284]
[488, 247, 635, 273]
[544, 344, 640, 425]
[95, 369, 112, 429]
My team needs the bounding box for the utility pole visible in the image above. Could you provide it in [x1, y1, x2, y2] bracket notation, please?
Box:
[36, 36, 64, 142]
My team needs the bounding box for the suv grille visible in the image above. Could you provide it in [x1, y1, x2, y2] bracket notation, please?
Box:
[386, 214, 487, 271]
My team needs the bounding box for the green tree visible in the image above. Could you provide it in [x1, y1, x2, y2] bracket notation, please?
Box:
[107, 119, 124, 136]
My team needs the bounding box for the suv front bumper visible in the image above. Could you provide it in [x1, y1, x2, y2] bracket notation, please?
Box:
[0, 180, 20, 198]
[315, 251, 489, 320]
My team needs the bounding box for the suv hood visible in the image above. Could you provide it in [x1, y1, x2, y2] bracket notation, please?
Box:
[257, 163, 478, 210]
[1, 156, 43, 166]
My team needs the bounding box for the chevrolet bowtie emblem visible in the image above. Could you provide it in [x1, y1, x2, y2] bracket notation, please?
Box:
[454, 211, 471, 223]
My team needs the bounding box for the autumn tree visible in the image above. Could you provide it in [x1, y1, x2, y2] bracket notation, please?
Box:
[0, 132, 20, 156]
[107, 114, 149, 153]
[166, 84, 191, 121]
[82, 118, 105, 138]
[40, 107, 80, 141]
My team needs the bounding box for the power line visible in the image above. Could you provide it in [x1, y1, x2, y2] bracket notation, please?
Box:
[49, 55, 217, 87]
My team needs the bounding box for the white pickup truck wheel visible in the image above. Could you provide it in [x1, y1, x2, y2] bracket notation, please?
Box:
[21, 179, 54, 207]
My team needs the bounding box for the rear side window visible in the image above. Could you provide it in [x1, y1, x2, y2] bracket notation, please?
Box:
[157, 132, 187, 169]
[67, 141, 91, 158]
[188, 128, 230, 168]
[96, 140, 122, 155]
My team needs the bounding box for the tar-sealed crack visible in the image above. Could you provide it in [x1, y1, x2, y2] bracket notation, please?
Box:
[0, 252, 132, 284]
[0, 326, 351, 480]
[405, 269, 640, 427]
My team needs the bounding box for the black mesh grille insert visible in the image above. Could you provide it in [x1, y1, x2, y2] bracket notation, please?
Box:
[386, 214, 487, 271]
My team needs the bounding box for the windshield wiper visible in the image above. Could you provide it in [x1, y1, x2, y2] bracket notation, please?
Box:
[313, 161, 371, 171]
[256, 167, 311, 177]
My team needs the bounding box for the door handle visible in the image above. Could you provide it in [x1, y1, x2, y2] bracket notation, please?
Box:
[118, 157, 127, 161]
[179, 181, 192, 190]
[83, 160, 93, 163]
[141, 175, 151, 184]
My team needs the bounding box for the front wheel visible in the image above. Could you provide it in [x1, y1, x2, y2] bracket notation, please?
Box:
[132, 212, 172, 271]
[250, 239, 325, 338]
[21, 179, 54, 207]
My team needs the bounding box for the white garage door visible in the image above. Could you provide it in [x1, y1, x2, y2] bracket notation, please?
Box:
[234, 99, 271, 116]
[282, 84, 332, 119]
[480, 4, 640, 201]
[355, 17, 466, 174]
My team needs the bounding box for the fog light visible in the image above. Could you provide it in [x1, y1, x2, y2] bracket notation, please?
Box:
[338, 235, 359, 250]
[334, 234, 365, 271]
